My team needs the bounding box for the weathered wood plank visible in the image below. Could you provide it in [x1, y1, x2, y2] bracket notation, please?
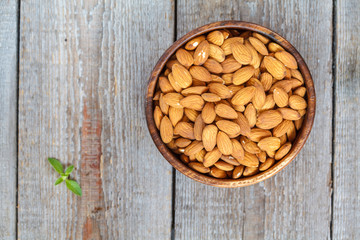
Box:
[0, 1, 18, 240]
[18, 0, 174, 239]
[174, 1, 333, 239]
[333, 0, 360, 238]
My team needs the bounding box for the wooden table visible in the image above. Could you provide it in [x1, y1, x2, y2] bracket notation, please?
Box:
[0, 0, 359, 239]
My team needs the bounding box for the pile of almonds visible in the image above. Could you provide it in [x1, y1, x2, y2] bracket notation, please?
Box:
[153, 29, 307, 179]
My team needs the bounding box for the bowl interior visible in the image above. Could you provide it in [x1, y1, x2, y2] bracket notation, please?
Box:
[146, 21, 315, 188]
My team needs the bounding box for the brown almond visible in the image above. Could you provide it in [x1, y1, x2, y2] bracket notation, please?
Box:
[289, 95, 307, 110]
[193, 40, 209, 65]
[277, 107, 301, 120]
[203, 147, 222, 167]
[294, 87, 306, 97]
[194, 114, 205, 141]
[207, 30, 225, 46]
[234, 112, 251, 137]
[201, 102, 216, 124]
[268, 42, 285, 52]
[172, 64, 193, 88]
[211, 74, 225, 84]
[244, 103, 257, 127]
[231, 139, 245, 160]
[160, 116, 173, 144]
[217, 131, 233, 155]
[243, 166, 259, 176]
[210, 166, 227, 178]
[159, 93, 169, 114]
[215, 103, 238, 119]
[240, 136, 261, 154]
[221, 155, 241, 166]
[216, 120, 241, 136]
[252, 32, 270, 44]
[244, 40, 261, 68]
[298, 109, 306, 117]
[167, 140, 177, 150]
[232, 66, 255, 85]
[273, 87, 289, 107]
[159, 76, 175, 93]
[201, 93, 221, 102]
[270, 80, 293, 93]
[249, 128, 272, 142]
[176, 48, 194, 68]
[208, 83, 232, 99]
[174, 122, 195, 139]
[231, 86, 256, 106]
[181, 86, 208, 96]
[166, 59, 181, 69]
[220, 29, 230, 39]
[231, 42, 252, 65]
[249, 37, 268, 55]
[168, 73, 182, 92]
[202, 124, 218, 151]
[153, 106, 163, 130]
[232, 165, 245, 179]
[180, 154, 190, 164]
[221, 57, 242, 73]
[275, 142, 292, 160]
[196, 149, 206, 162]
[252, 82, 266, 109]
[203, 59, 223, 74]
[222, 73, 233, 84]
[289, 79, 303, 89]
[260, 72, 273, 91]
[185, 36, 206, 50]
[184, 141, 204, 156]
[209, 44, 226, 62]
[257, 151, 267, 163]
[153, 90, 161, 100]
[256, 110, 283, 129]
[275, 51, 298, 69]
[192, 78, 207, 86]
[180, 95, 204, 111]
[259, 158, 275, 171]
[263, 56, 286, 80]
[273, 120, 293, 137]
[232, 104, 245, 112]
[284, 67, 292, 79]
[189, 65, 212, 82]
[260, 94, 276, 111]
[164, 68, 171, 76]
[291, 69, 304, 83]
[184, 108, 198, 122]
[188, 162, 210, 173]
[221, 37, 244, 55]
[175, 138, 192, 148]
[228, 84, 244, 96]
[286, 121, 296, 142]
[169, 107, 184, 126]
[258, 137, 281, 152]
[237, 152, 259, 167]
[279, 134, 287, 145]
[215, 161, 234, 171]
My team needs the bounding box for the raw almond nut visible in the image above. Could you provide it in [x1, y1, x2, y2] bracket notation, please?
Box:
[192, 78, 207, 86]
[231, 139, 245, 160]
[159, 93, 169, 114]
[180, 154, 190, 164]
[159, 76, 175, 93]
[184, 108, 198, 122]
[295, 117, 304, 130]
[244, 103, 256, 127]
[201, 93, 221, 102]
[203, 147, 222, 167]
[176, 48, 194, 68]
[243, 166, 259, 176]
[260, 94, 276, 111]
[184, 141, 204, 156]
[217, 131, 233, 155]
[189, 154, 196, 161]
[249, 37, 268, 55]
[215, 161, 234, 171]
[210, 166, 227, 178]
[207, 30, 225, 46]
[273, 120, 293, 137]
[196, 149, 206, 162]
[175, 138, 191, 148]
[208, 83, 232, 99]
[203, 59, 223, 74]
[273, 87, 289, 107]
[216, 120, 241, 136]
[279, 134, 287, 145]
[221, 37, 244, 55]
[249, 128, 272, 142]
[258, 137, 281, 152]
[231, 86, 256, 105]
[256, 110, 283, 129]
[174, 122, 195, 139]
[180, 95, 204, 111]
[259, 158, 275, 171]
[211, 74, 225, 84]
[263, 56, 286, 80]
[257, 151, 267, 163]
[244, 40, 261, 68]
[185, 36, 206, 50]
[289, 95, 307, 110]
[232, 104, 245, 112]
[209, 44, 226, 62]
[268, 42, 285, 52]
[189, 66, 212, 82]
[238, 152, 259, 167]
[168, 73, 182, 92]
[231, 42, 252, 65]
[201, 102, 216, 124]
[270, 80, 293, 93]
[221, 155, 241, 166]
[202, 124, 218, 151]
[260, 72, 273, 91]
[220, 29, 230, 39]
[291, 69, 304, 83]
[294, 87, 306, 97]
[166, 59, 181, 69]
[194, 114, 205, 141]
[153, 90, 161, 100]
[275, 51, 298, 69]
[215, 104, 238, 119]
[277, 108, 301, 120]
[167, 140, 177, 150]
[234, 112, 251, 137]
[164, 68, 171, 76]
[193, 40, 209, 65]
[228, 84, 244, 96]
[252, 82, 266, 109]
[221, 58, 242, 73]
[286, 121, 296, 142]
[172, 64, 193, 88]
[232, 66, 255, 85]
[222, 73, 233, 85]
[298, 109, 307, 116]
[188, 162, 210, 173]
[160, 116, 173, 144]
[232, 165, 245, 179]
[181, 86, 208, 96]
[275, 142, 292, 160]
[240, 136, 261, 154]
[289, 79, 303, 89]
[153, 106, 163, 130]
[169, 107, 184, 126]
[284, 67, 292, 79]
[252, 32, 270, 44]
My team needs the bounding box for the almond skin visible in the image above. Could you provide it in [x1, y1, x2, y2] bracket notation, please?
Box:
[263, 56, 286, 80]
[203, 59, 223, 74]
[203, 147, 222, 167]
[275, 51, 298, 69]
[207, 30, 225, 46]
[257, 137, 281, 152]
[231, 86, 256, 106]
[249, 37, 268, 55]
[189, 66, 212, 82]
[201, 102, 216, 124]
[193, 40, 209, 65]
[208, 83, 232, 99]
[188, 162, 210, 173]
[185, 36, 206, 50]
[169, 107, 184, 126]
[273, 87, 289, 107]
[221, 37, 244, 55]
[289, 95, 307, 110]
[201, 93, 221, 102]
[194, 114, 205, 141]
[209, 44, 226, 62]
[180, 95, 204, 111]
[174, 122, 195, 139]
[232, 66, 255, 85]
[181, 86, 208, 96]
[202, 124, 218, 151]
[231, 41, 252, 65]
[153, 106, 163, 130]
[277, 108, 301, 120]
[232, 165, 245, 179]
[160, 116, 173, 144]
[216, 120, 241, 136]
[215, 104, 238, 119]
[221, 58, 242, 73]
[275, 142, 292, 160]
[217, 131, 233, 155]
[176, 48, 194, 68]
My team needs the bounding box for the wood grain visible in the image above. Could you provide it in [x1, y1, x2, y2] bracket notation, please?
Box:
[174, 1, 332, 239]
[18, 0, 174, 239]
[0, 1, 18, 240]
[333, 0, 360, 238]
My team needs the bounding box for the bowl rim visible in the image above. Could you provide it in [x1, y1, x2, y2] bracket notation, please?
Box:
[145, 20, 316, 188]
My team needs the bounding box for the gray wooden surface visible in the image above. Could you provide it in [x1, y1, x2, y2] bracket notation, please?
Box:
[0, 0, 359, 239]
[0, 1, 18, 240]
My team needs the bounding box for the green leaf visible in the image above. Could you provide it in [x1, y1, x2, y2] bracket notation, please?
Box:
[65, 165, 74, 176]
[54, 177, 65, 185]
[48, 158, 64, 174]
[65, 179, 82, 196]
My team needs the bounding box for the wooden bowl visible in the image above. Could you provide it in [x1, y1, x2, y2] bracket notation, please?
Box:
[145, 21, 316, 187]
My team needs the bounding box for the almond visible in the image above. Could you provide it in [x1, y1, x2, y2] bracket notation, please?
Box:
[252, 32, 269, 44]
[192, 113, 204, 140]
[257, 151, 267, 163]
[244, 103, 256, 127]
[210, 166, 227, 178]
[201, 93, 221, 102]
[231, 139, 245, 160]
[207, 30, 224, 46]
[232, 66, 255, 85]
[203, 147, 222, 167]
[159, 76, 175, 93]
[174, 122, 195, 139]
[232, 104, 245, 112]
[249, 37, 268, 55]
[216, 120, 241, 136]
[286, 121, 296, 142]
[184, 108, 199, 122]
[180, 95, 204, 111]
[259, 158, 275, 171]
[209, 44, 225, 62]
[162, 93, 184, 109]
[221, 155, 241, 166]
[258, 137, 281, 152]
[193, 40, 209, 65]
[298, 109, 307, 116]
[215, 103, 238, 119]
[293, 87, 306, 97]
[175, 138, 191, 148]
[185, 36, 206, 50]
[270, 80, 293, 92]
[273, 87, 289, 107]
[260, 94, 276, 111]
[256, 110, 283, 129]
[268, 42, 285, 52]
[215, 161, 234, 171]
[277, 108, 301, 120]
[249, 128, 272, 142]
[275, 142, 292, 160]
[172, 64, 192, 88]
[222, 73, 233, 84]
[232, 165, 245, 179]
[181, 86, 208, 96]
[211, 74, 225, 84]
[201, 102, 216, 124]
[175, 48, 194, 68]
[203, 59, 223, 74]
[208, 83, 232, 99]
[196, 149, 206, 162]
[273, 120, 293, 137]
[168, 73, 182, 92]
[252, 80, 266, 109]
[221, 57, 242, 73]
[244, 40, 261, 69]
[192, 78, 207, 86]
[169, 107, 184, 126]
[202, 124, 218, 151]
[234, 112, 251, 137]
[184, 141, 204, 156]
[188, 162, 210, 173]
[237, 152, 259, 167]
[243, 166, 259, 176]
[291, 69, 304, 83]
[295, 117, 304, 130]
[189, 66, 212, 82]
[260, 72, 273, 91]
[240, 136, 261, 154]
[153, 90, 161, 100]
[217, 131, 233, 155]
[228, 84, 244, 96]
[160, 116, 173, 143]
[180, 154, 190, 163]
[231, 42, 252, 65]
[166, 59, 181, 69]
[153, 106, 163, 130]
[221, 37, 244, 55]
[275, 51, 298, 69]
[263, 56, 286, 80]
[289, 95, 307, 110]
[231, 86, 256, 105]
[220, 29, 230, 39]
[159, 93, 169, 114]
